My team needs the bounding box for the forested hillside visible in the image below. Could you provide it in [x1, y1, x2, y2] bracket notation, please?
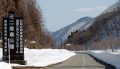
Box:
[87, 0, 120, 52]
[0, 0, 54, 48]
[65, 0, 120, 51]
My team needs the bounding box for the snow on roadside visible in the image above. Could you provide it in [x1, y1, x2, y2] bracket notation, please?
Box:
[0, 40, 2, 42]
[24, 48, 75, 66]
[0, 62, 12, 69]
[0, 48, 75, 69]
[88, 51, 120, 69]
[0, 48, 12, 69]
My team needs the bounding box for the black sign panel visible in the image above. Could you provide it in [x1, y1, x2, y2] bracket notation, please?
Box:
[3, 11, 24, 60]
[15, 18, 24, 55]
[8, 12, 15, 59]
[3, 18, 8, 60]
[9, 11, 15, 49]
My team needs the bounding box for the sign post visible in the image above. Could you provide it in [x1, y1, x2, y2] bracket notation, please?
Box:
[8, 39, 10, 64]
[2, 11, 26, 65]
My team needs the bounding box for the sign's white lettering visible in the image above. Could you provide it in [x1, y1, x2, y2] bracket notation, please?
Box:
[9, 14, 14, 19]
[9, 38, 14, 43]
[9, 26, 14, 31]
[10, 32, 14, 37]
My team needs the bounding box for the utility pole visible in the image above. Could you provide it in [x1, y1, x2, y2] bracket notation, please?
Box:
[60, 39, 62, 49]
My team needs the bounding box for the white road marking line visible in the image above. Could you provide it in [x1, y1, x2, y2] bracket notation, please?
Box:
[82, 54, 85, 69]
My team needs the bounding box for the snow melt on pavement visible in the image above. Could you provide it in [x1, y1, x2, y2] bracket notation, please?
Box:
[0, 48, 75, 69]
[88, 51, 120, 69]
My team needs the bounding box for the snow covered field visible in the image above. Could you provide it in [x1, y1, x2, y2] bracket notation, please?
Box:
[0, 48, 75, 69]
[88, 50, 120, 69]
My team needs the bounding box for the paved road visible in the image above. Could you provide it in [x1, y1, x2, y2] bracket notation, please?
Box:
[13, 52, 115, 69]
[42, 52, 115, 69]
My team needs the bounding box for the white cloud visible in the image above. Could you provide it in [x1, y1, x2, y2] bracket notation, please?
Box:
[73, 6, 108, 13]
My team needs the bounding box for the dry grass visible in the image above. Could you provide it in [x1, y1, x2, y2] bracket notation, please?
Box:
[0, 42, 2, 48]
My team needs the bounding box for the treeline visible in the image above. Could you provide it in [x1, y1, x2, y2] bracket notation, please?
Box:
[65, 0, 120, 51]
[0, 0, 54, 48]
[65, 30, 92, 45]
[90, 35, 120, 52]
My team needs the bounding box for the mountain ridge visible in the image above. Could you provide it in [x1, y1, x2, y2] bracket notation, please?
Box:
[51, 16, 95, 46]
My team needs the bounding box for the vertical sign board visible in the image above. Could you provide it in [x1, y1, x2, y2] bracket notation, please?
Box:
[15, 18, 24, 60]
[3, 18, 8, 60]
[8, 11, 16, 60]
[3, 11, 24, 60]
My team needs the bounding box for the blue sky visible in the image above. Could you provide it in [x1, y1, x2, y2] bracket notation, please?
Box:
[37, 0, 118, 32]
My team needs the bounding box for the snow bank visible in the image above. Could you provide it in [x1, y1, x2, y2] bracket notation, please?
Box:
[24, 48, 75, 66]
[0, 48, 12, 69]
[88, 51, 120, 69]
[0, 62, 12, 69]
[0, 48, 75, 69]
[0, 40, 2, 42]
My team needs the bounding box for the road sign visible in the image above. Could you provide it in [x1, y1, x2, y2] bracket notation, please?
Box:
[3, 11, 24, 60]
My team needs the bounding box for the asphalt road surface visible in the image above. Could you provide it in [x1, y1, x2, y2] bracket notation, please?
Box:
[42, 52, 115, 69]
[14, 52, 115, 69]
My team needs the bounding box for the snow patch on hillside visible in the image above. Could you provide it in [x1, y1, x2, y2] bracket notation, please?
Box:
[52, 17, 94, 46]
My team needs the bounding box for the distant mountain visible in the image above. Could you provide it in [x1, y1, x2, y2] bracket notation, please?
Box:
[49, 31, 53, 35]
[51, 17, 95, 46]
